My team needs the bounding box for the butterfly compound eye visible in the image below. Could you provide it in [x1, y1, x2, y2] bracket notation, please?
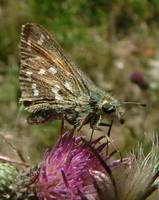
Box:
[120, 118, 125, 124]
[102, 104, 115, 114]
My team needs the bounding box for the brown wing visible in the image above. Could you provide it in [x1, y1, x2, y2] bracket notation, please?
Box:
[20, 23, 92, 112]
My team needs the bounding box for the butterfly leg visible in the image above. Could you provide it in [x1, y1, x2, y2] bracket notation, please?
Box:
[67, 124, 76, 139]
[77, 113, 93, 132]
[99, 120, 113, 137]
[100, 121, 122, 161]
[89, 127, 95, 142]
[99, 120, 113, 154]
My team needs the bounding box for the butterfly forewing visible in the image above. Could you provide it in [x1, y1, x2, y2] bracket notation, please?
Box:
[19, 23, 125, 127]
[20, 23, 94, 114]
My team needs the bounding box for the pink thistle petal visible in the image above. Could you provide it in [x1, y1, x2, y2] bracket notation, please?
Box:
[34, 132, 130, 200]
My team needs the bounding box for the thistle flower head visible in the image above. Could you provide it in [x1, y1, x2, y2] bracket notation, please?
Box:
[0, 162, 18, 199]
[35, 132, 121, 200]
[130, 71, 148, 89]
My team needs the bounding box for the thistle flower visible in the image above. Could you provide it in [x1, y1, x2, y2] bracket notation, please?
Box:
[130, 71, 148, 89]
[112, 136, 159, 200]
[34, 130, 159, 200]
[0, 162, 18, 199]
[34, 131, 127, 200]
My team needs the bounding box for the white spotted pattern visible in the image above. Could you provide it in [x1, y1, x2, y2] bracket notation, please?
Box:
[26, 71, 32, 82]
[38, 68, 46, 75]
[34, 56, 41, 60]
[31, 83, 39, 96]
[26, 71, 32, 75]
[48, 66, 57, 75]
[64, 81, 73, 92]
[26, 77, 32, 82]
[32, 83, 37, 89]
[51, 84, 62, 100]
[51, 84, 60, 93]
[33, 89, 39, 96]
[55, 94, 62, 101]
[37, 34, 45, 45]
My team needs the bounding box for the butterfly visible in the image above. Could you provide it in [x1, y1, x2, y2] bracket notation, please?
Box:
[19, 23, 145, 131]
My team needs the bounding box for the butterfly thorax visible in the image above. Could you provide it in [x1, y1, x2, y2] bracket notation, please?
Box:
[64, 90, 115, 127]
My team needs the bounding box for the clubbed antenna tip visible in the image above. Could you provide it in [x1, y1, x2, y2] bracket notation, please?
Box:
[141, 103, 147, 107]
[121, 101, 146, 107]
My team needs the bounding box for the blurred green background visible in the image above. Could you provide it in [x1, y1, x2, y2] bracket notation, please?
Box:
[0, 0, 159, 163]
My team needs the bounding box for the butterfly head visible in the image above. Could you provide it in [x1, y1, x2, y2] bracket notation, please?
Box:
[102, 98, 146, 124]
[102, 99, 125, 123]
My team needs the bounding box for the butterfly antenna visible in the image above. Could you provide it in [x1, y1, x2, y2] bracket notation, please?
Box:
[120, 101, 146, 107]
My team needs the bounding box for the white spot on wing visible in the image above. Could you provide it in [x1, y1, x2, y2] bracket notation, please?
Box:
[37, 34, 45, 45]
[34, 56, 41, 60]
[26, 71, 32, 75]
[26, 71, 32, 82]
[31, 83, 39, 96]
[48, 67, 57, 75]
[54, 84, 60, 89]
[55, 94, 62, 100]
[32, 83, 37, 89]
[51, 84, 62, 100]
[38, 69, 46, 75]
[51, 84, 60, 93]
[64, 81, 73, 92]
[46, 34, 50, 39]
[33, 89, 39, 96]
[26, 77, 32, 82]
